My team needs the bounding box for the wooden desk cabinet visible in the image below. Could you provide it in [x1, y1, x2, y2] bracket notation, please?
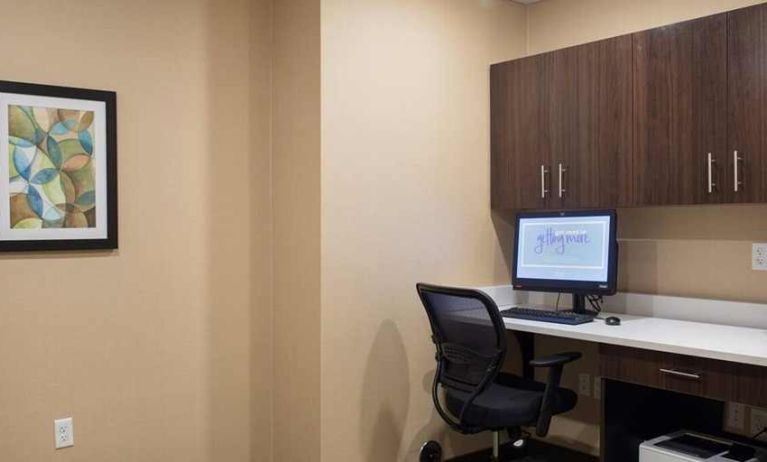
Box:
[598, 344, 767, 462]
[600, 344, 767, 408]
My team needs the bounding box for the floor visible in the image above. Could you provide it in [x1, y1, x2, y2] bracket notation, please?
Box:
[447, 439, 598, 462]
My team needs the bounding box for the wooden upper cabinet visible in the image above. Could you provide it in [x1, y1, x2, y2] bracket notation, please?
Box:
[727, 3, 767, 203]
[491, 55, 549, 211]
[632, 14, 728, 206]
[544, 36, 633, 210]
[576, 35, 633, 208]
[490, 4, 767, 211]
[490, 37, 632, 211]
[541, 47, 580, 209]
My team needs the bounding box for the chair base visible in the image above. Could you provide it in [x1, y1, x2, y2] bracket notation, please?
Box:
[491, 429, 528, 461]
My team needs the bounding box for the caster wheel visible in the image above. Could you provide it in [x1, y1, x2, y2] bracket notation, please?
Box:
[419, 440, 442, 462]
[509, 437, 528, 458]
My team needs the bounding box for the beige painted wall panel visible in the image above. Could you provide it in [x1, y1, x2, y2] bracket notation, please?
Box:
[273, 0, 322, 460]
[320, 1, 526, 460]
[251, 0, 274, 460]
[527, 0, 767, 55]
[0, 0, 255, 461]
[618, 206, 767, 302]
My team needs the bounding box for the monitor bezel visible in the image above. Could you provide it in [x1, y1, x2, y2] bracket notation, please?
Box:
[511, 209, 618, 295]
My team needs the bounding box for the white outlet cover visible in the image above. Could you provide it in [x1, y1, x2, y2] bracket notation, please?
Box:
[751, 408, 767, 436]
[593, 376, 602, 400]
[727, 402, 746, 431]
[753, 243, 767, 271]
[54, 417, 74, 449]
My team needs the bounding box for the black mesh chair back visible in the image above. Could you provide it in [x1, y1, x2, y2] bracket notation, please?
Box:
[417, 283, 507, 432]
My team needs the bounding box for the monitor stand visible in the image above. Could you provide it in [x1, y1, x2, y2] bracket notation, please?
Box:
[571, 294, 588, 315]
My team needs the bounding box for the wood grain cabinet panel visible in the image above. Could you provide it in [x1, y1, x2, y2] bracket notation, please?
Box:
[600, 344, 767, 408]
[576, 36, 633, 208]
[490, 37, 632, 211]
[542, 47, 581, 209]
[491, 56, 549, 211]
[490, 4, 767, 211]
[546, 37, 633, 210]
[727, 3, 767, 203]
[633, 14, 728, 206]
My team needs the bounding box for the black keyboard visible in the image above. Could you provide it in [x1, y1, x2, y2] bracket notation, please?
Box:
[500, 307, 594, 325]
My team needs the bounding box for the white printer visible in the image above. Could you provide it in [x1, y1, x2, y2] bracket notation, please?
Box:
[640, 431, 764, 462]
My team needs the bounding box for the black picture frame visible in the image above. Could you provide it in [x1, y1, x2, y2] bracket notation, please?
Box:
[0, 80, 117, 251]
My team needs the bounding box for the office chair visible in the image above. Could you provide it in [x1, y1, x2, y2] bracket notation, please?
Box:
[416, 283, 581, 461]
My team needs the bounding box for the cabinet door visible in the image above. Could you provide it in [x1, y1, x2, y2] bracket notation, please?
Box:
[491, 56, 549, 210]
[542, 48, 580, 209]
[692, 14, 728, 203]
[543, 38, 633, 210]
[633, 15, 728, 206]
[727, 4, 767, 203]
[577, 35, 634, 208]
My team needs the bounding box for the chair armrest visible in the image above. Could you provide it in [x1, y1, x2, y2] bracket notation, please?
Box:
[533, 351, 581, 437]
[529, 352, 582, 368]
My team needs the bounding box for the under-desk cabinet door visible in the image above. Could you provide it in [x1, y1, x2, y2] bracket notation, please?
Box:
[599, 344, 767, 408]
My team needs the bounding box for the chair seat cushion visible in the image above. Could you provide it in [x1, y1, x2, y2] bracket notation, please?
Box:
[444, 373, 577, 430]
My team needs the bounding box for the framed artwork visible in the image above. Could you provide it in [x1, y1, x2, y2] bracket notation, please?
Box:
[0, 81, 117, 251]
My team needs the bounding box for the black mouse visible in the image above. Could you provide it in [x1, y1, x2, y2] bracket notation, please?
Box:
[605, 316, 621, 326]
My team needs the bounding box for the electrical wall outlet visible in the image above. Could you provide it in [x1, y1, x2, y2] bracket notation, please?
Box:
[578, 373, 591, 397]
[753, 243, 767, 271]
[593, 376, 602, 400]
[727, 403, 746, 431]
[54, 417, 74, 449]
[751, 408, 767, 437]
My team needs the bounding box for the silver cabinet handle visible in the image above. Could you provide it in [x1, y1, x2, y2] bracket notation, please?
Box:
[540, 165, 549, 199]
[659, 368, 702, 380]
[734, 150, 743, 192]
[707, 153, 716, 194]
[558, 163, 567, 198]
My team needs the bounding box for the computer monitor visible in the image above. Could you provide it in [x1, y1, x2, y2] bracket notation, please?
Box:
[512, 209, 618, 314]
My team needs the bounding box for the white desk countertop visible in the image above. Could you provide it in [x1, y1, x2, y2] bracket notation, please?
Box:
[500, 309, 767, 368]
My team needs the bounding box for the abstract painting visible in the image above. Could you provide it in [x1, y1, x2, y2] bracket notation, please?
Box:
[9, 106, 97, 229]
[0, 81, 116, 251]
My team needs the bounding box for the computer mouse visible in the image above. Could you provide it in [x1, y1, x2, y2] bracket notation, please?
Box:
[605, 316, 621, 326]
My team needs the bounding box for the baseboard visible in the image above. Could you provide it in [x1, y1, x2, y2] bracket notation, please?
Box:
[446, 439, 598, 462]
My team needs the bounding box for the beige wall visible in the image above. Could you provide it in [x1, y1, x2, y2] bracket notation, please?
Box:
[4, 2, 767, 462]
[0, 0, 259, 460]
[617, 205, 767, 302]
[273, 0, 322, 460]
[251, 0, 274, 460]
[524, 0, 767, 455]
[527, 0, 767, 55]
[320, 1, 526, 460]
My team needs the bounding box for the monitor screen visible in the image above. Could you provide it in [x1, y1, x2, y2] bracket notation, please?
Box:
[512, 210, 617, 293]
